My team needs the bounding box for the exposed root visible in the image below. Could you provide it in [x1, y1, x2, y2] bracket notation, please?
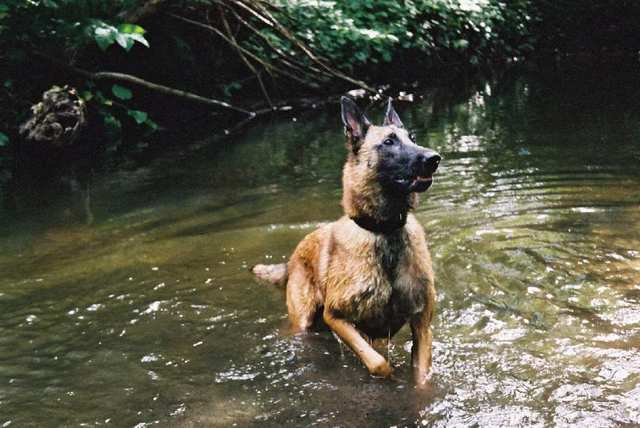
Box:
[19, 85, 86, 147]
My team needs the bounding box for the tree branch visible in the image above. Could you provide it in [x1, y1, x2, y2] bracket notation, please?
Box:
[217, 4, 274, 108]
[165, 12, 320, 88]
[34, 52, 255, 116]
[235, 0, 377, 93]
[118, 0, 169, 23]
[223, 4, 331, 80]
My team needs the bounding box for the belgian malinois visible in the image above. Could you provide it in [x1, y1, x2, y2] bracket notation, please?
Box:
[252, 97, 441, 385]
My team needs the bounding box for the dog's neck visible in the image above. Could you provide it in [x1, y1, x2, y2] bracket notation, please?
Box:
[350, 210, 407, 234]
[342, 178, 418, 234]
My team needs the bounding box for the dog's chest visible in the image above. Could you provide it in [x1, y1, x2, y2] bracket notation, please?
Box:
[333, 232, 428, 337]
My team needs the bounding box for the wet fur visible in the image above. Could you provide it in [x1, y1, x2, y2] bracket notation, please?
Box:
[252, 98, 436, 384]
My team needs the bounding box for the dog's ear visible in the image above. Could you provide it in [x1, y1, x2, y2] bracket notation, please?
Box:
[341, 96, 371, 150]
[383, 97, 404, 128]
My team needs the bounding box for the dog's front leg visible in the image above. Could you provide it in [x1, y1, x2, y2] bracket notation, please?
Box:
[323, 308, 392, 377]
[410, 314, 433, 386]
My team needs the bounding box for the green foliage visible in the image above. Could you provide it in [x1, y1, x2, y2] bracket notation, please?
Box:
[90, 21, 149, 51]
[0, 0, 155, 156]
[1, 0, 138, 54]
[4, 0, 633, 176]
[223, 81, 242, 98]
[258, 0, 535, 72]
[127, 109, 148, 124]
[82, 85, 157, 144]
[102, 111, 122, 141]
[0, 132, 8, 147]
[0, 0, 539, 173]
[112, 84, 133, 100]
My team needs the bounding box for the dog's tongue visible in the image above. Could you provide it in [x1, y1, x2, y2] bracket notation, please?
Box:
[413, 176, 432, 184]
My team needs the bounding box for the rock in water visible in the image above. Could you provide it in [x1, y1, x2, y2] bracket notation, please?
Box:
[19, 85, 87, 147]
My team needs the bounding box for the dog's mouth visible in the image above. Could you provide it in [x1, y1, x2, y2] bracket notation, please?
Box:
[394, 175, 433, 192]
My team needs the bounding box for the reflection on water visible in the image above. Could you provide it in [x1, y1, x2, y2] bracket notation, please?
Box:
[1, 69, 640, 426]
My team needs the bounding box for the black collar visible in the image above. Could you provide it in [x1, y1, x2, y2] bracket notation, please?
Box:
[350, 213, 407, 234]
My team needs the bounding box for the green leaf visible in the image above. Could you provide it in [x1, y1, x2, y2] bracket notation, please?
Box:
[103, 114, 122, 136]
[94, 90, 105, 102]
[453, 38, 469, 50]
[128, 109, 148, 124]
[115, 32, 135, 51]
[42, 0, 59, 8]
[119, 23, 146, 35]
[145, 118, 159, 131]
[116, 24, 149, 49]
[112, 84, 132, 100]
[94, 26, 116, 51]
[354, 51, 367, 62]
[223, 81, 242, 97]
[0, 4, 9, 20]
[128, 33, 149, 48]
[0, 132, 9, 147]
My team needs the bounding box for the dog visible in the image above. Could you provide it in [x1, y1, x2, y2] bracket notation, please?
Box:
[252, 96, 440, 385]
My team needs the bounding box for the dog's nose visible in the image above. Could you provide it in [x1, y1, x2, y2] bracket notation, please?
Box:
[417, 152, 441, 175]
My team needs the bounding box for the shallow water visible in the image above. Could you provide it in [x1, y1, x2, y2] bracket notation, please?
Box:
[1, 70, 640, 427]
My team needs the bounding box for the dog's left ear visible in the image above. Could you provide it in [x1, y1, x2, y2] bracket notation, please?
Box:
[341, 96, 371, 151]
[383, 97, 404, 128]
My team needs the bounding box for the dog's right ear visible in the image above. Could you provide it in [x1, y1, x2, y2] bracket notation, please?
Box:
[341, 96, 370, 151]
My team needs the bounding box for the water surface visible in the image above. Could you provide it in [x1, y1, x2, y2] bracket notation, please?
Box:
[1, 70, 640, 426]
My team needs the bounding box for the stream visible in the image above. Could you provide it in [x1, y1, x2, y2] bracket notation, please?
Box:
[1, 70, 639, 426]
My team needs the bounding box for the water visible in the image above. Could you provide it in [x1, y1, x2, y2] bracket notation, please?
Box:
[1, 70, 640, 426]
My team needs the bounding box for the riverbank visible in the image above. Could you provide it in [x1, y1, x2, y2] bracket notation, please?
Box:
[0, 1, 533, 168]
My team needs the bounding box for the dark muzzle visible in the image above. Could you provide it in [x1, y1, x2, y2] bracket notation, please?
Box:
[407, 150, 441, 192]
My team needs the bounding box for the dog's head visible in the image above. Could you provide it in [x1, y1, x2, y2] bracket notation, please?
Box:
[340, 96, 440, 214]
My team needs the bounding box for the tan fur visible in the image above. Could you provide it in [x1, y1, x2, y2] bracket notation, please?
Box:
[253, 121, 436, 385]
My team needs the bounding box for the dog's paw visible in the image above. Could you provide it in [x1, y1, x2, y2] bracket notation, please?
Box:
[369, 359, 393, 378]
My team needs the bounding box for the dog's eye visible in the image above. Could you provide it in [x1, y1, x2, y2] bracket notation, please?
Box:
[409, 132, 416, 142]
[383, 139, 395, 146]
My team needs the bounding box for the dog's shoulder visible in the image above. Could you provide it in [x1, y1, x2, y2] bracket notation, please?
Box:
[291, 221, 333, 260]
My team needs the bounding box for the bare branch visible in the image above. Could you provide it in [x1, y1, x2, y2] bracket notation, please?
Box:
[165, 12, 319, 88]
[118, 0, 169, 23]
[217, 4, 274, 108]
[236, 0, 377, 93]
[34, 52, 255, 116]
[223, 4, 332, 79]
